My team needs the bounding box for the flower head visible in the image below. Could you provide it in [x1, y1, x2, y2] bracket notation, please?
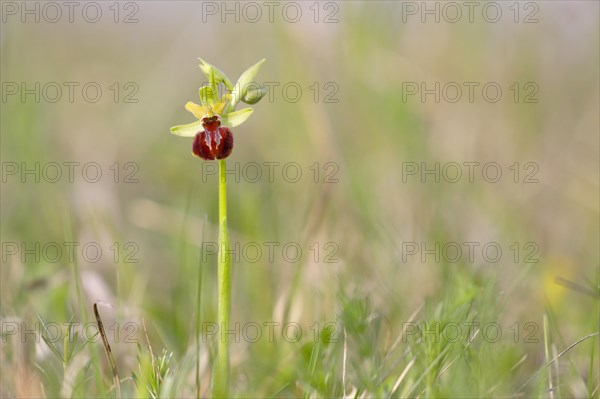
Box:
[170, 59, 267, 160]
[191, 115, 233, 160]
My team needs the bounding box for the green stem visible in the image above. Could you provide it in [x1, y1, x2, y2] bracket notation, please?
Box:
[213, 159, 231, 397]
[196, 214, 206, 399]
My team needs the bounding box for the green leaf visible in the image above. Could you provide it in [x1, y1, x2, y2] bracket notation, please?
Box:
[198, 58, 234, 90]
[242, 83, 267, 104]
[222, 108, 254, 128]
[170, 120, 202, 137]
[232, 59, 266, 106]
[37, 314, 63, 360]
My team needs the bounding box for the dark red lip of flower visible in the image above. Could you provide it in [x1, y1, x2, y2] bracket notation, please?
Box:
[192, 115, 234, 160]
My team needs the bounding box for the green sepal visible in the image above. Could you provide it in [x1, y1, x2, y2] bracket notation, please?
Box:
[222, 108, 254, 128]
[170, 120, 202, 137]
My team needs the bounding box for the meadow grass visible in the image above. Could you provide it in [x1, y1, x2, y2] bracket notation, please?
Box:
[2, 220, 597, 398]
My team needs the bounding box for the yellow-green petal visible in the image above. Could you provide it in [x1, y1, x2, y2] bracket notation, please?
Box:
[212, 94, 231, 116]
[170, 120, 203, 137]
[185, 102, 207, 119]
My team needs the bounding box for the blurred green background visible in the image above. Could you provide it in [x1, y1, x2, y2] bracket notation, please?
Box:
[1, 1, 598, 398]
